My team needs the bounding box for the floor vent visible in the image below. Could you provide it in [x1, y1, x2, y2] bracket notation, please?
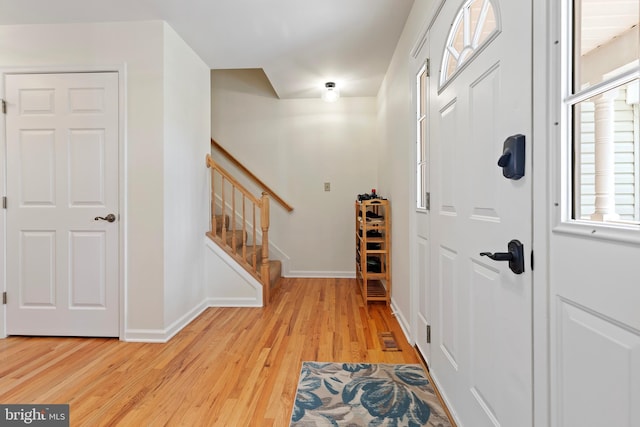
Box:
[379, 331, 401, 351]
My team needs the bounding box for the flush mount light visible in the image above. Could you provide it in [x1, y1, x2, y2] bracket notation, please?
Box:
[322, 81, 340, 102]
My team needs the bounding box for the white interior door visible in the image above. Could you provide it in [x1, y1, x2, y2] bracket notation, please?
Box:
[5, 72, 119, 337]
[428, 0, 533, 425]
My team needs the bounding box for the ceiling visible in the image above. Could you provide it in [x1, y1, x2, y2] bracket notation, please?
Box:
[580, 0, 639, 54]
[0, 0, 415, 99]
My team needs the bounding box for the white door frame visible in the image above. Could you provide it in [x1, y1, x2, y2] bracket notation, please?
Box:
[0, 64, 127, 340]
[408, 0, 446, 365]
[532, 0, 552, 425]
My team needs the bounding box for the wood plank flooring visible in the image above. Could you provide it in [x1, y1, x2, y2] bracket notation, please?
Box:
[0, 278, 425, 426]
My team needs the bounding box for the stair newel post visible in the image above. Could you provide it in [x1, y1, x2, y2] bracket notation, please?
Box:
[260, 192, 270, 305]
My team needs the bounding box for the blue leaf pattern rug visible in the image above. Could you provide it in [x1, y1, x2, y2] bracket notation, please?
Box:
[290, 362, 452, 426]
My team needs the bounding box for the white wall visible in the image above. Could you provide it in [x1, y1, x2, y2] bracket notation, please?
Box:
[162, 24, 211, 330]
[211, 69, 378, 277]
[0, 21, 211, 339]
[376, 0, 435, 331]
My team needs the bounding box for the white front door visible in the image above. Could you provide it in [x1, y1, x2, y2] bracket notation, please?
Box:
[428, 0, 533, 425]
[5, 72, 119, 337]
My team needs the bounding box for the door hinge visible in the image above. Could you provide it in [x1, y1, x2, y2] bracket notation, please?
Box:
[1, 99, 6, 114]
[425, 192, 430, 211]
[2, 196, 6, 209]
[426, 324, 431, 344]
[425, 59, 430, 77]
[2, 292, 6, 305]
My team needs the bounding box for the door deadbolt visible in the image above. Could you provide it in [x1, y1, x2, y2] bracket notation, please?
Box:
[480, 239, 525, 274]
[498, 134, 525, 180]
[94, 214, 116, 223]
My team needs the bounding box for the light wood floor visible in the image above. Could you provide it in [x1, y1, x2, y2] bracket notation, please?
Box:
[0, 278, 426, 426]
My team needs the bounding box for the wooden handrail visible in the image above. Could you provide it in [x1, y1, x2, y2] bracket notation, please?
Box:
[211, 138, 294, 212]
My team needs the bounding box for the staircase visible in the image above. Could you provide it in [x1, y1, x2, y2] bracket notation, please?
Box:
[206, 213, 281, 304]
[206, 154, 282, 305]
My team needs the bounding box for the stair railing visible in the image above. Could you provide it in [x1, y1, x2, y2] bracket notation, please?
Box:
[206, 154, 271, 303]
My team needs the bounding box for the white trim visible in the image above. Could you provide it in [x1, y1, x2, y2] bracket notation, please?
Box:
[410, 0, 446, 60]
[205, 297, 262, 307]
[390, 297, 413, 345]
[122, 329, 170, 343]
[0, 72, 6, 339]
[532, 0, 553, 425]
[564, 67, 639, 105]
[123, 300, 209, 343]
[552, 221, 640, 244]
[634, 102, 640, 221]
[286, 270, 354, 278]
[0, 64, 127, 341]
[118, 65, 128, 342]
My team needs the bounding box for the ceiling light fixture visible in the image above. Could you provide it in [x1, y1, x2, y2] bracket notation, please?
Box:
[322, 82, 340, 102]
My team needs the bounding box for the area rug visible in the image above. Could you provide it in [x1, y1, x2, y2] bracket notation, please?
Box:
[290, 362, 452, 426]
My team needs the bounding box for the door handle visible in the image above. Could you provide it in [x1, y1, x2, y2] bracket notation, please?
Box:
[480, 239, 524, 274]
[94, 213, 116, 223]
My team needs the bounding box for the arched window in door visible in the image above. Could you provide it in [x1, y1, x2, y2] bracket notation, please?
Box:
[440, 0, 501, 88]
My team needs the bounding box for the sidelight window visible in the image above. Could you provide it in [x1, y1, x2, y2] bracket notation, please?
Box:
[416, 62, 429, 210]
[567, 0, 639, 224]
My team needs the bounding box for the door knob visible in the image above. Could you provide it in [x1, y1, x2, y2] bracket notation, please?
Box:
[480, 239, 524, 274]
[94, 213, 116, 223]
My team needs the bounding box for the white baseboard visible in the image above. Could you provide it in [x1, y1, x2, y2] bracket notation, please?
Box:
[390, 297, 413, 345]
[206, 297, 262, 307]
[122, 329, 169, 343]
[123, 300, 209, 343]
[123, 296, 260, 342]
[286, 270, 355, 278]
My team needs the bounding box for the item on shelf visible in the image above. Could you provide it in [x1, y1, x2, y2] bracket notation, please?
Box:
[358, 229, 383, 238]
[366, 257, 382, 273]
[356, 189, 386, 201]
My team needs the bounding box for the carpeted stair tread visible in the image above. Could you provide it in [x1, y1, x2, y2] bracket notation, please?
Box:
[237, 244, 263, 265]
[223, 229, 246, 247]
